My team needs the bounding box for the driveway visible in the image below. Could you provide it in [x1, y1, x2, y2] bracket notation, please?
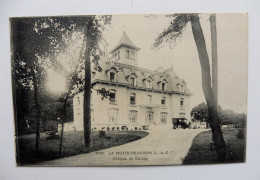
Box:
[37, 128, 206, 166]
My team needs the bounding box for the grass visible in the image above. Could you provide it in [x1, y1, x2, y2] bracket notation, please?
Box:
[182, 128, 246, 165]
[16, 130, 149, 165]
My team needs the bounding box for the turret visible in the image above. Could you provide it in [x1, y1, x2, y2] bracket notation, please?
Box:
[109, 31, 140, 66]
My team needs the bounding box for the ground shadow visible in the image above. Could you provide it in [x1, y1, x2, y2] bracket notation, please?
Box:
[182, 128, 246, 165]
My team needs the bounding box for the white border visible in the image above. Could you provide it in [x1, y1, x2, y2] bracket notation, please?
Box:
[1, 0, 260, 180]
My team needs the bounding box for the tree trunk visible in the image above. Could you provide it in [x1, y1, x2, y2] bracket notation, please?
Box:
[83, 43, 92, 147]
[31, 66, 40, 156]
[190, 14, 226, 162]
[59, 92, 70, 156]
[210, 14, 218, 107]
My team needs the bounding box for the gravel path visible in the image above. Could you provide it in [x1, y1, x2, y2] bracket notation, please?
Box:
[37, 128, 206, 166]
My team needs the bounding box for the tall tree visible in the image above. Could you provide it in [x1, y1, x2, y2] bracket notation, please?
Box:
[154, 14, 226, 162]
[11, 18, 49, 155]
[210, 14, 218, 106]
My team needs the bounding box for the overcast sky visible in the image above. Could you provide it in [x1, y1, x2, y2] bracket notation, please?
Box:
[102, 14, 248, 113]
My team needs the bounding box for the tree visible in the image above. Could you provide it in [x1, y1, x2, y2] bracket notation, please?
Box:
[11, 18, 50, 155]
[210, 14, 218, 107]
[191, 102, 209, 123]
[154, 14, 226, 162]
[36, 16, 112, 148]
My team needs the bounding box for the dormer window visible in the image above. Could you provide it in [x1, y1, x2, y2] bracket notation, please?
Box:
[146, 80, 152, 88]
[126, 50, 130, 58]
[110, 72, 115, 82]
[180, 85, 184, 92]
[130, 77, 136, 86]
[162, 83, 166, 91]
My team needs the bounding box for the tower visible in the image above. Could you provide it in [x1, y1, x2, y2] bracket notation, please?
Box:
[109, 32, 140, 66]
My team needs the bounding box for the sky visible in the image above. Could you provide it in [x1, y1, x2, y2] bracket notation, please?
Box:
[102, 14, 248, 113]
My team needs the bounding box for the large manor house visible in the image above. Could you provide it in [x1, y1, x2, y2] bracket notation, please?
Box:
[63, 32, 192, 131]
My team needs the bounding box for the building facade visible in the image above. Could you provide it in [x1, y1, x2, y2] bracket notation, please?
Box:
[63, 32, 192, 131]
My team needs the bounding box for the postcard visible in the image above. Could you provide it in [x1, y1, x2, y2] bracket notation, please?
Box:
[10, 13, 247, 166]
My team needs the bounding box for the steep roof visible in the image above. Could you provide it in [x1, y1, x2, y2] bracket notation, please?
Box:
[110, 32, 140, 54]
[92, 60, 192, 96]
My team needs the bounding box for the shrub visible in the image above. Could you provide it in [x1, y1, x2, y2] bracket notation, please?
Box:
[99, 130, 106, 137]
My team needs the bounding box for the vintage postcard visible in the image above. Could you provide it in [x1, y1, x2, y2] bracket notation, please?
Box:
[10, 13, 247, 166]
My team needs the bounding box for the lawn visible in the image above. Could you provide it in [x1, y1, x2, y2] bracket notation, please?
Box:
[16, 130, 149, 165]
[182, 128, 246, 164]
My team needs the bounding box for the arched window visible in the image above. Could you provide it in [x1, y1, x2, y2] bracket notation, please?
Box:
[130, 51, 134, 59]
[130, 93, 136, 104]
[126, 50, 130, 58]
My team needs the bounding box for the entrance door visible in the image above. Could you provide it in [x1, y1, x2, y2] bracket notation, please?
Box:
[146, 111, 154, 125]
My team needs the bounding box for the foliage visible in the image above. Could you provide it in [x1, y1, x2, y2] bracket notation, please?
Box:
[153, 14, 190, 49]
[236, 129, 245, 139]
[191, 102, 247, 128]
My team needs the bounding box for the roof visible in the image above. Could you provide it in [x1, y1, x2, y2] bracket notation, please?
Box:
[110, 32, 140, 54]
[91, 60, 192, 96]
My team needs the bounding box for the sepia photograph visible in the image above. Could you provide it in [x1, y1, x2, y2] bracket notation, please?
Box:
[10, 13, 247, 166]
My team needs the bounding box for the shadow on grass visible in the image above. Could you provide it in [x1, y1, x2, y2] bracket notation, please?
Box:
[16, 131, 149, 166]
[182, 128, 246, 165]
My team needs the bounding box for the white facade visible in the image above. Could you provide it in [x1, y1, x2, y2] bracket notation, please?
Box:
[62, 32, 192, 131]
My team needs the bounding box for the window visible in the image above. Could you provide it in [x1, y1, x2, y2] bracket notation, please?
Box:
[130, 77, 136, 86]
[161, 97, 166, 105]
[109, 90, 116, 102]
[162, 83, 166, 91]
[160, 112, 167, 124]
[108, 108, 118, 124]
[129, 110, 137, 124]
[110, 72, 115, 82]
[147, 95, 152, 103]
[146, 80, 152, 88]
[130, 51, 134, 59]
[180, 98, 184, 109]
[126, 50, 130, 58]
[130, 93, 136, 104]
[180, 85, 184, 92]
